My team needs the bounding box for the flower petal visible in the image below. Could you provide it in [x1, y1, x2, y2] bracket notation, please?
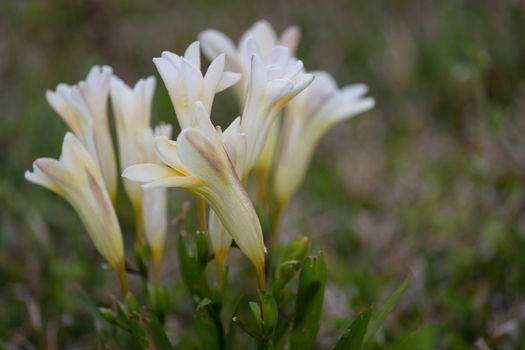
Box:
[184, 41, 201, 69]
[123, 163, 179, 183]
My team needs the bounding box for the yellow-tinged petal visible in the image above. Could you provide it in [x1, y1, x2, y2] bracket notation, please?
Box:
[123, 163, 180, 183]
[26, 133, 125, 279]
[274, 71, 374, 206]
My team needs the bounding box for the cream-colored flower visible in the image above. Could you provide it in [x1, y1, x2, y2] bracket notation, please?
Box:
[240, 45, 314, 176]
[46, 66, 117, 201]
[274, 71, 375, 206]
[153, 42, 241, 129]
[207, 117, 246, 281]
[200, 20, 305, 188]
[142, 124, 172, 281]
[110, 75, 172, 280]
[25, 132, 127, 293]
[199, 19, 301, 96]
[123, 102, 266, 287]
[110, 76, 156, 214]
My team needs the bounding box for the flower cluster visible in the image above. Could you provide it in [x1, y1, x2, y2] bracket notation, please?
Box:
[26, 20, 374, 294]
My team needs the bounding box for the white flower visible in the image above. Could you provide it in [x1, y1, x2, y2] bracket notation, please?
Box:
[142, 124, 172, 281]
[199, 19, 301, 96]
[123, 102, 265, 287]
[207, 117, 247, 280]
[25, 133, 127, 292]
[200, 20, 312, 178]
[46, 66, 117, 201]
[153, 41, 241, 129]
[240, 46, 314, 176]
[110, 76, 172, 280]
[274, 71, 375, 206]
[110, 76, 156, 212]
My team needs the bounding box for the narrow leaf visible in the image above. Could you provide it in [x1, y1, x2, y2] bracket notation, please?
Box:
[365, 276, 410, 343]
[148, 314, 174, 350]
[333, 308, 372, 350]
[290, 253, 327, 350]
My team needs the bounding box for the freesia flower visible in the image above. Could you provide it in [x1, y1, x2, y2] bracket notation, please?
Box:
[142, 124, 172, 282]
[46, 66, 118, 201]
[153, 42, 241, 129]
[110, 76, 156, 228]
[123, 102, 266, 287]
[201, 20, 306, 190]
[25, 132, 127, 294]
[207, 117, 246, 282]
[199, 19, 301, 96]
[240, 45, 314, 177]
[110, 75, 172, 280]
[274, 71, 375, 208]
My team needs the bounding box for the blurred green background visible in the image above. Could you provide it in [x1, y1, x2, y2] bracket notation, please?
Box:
[2, 0, 525, 348]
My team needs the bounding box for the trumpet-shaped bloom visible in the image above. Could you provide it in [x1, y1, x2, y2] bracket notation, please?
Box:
[240, 46, 314, 176]
[200, 21, 311, 177]
[123, 102, 265, 287]
[199, 19, 301, 96]
[274, 71, 375, 206]
[153, 42, 241, 129]
[110, 76, 172, 279]
[46, 66, 117, 201]
[142, 124, 172, 280]
[110, 76, 156, 212]
[25, 133, 126, 289]
[207, 117, 247, 279]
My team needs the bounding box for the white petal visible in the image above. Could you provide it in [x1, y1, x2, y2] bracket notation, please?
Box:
[181, 58, 203, 102]
[123, 163, 178, 183]
[265, 79, 294, 103]
[216, 72, 242, 92]
[340, 83, 369, 100]
[155, 136, 186, 171]
[280, 25, 301, 53]
[184, 41, 201, 69]
[199, 30, 238, 69]
[142, 175, 202, 190]
[203, 54, 226, 109]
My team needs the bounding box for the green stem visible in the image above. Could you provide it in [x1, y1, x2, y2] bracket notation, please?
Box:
[196, 196, 207, 232]
[270, 201, 285, 247]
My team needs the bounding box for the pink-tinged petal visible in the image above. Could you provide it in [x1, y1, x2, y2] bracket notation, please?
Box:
[280, 25, 301, 53]
[177, 128, 228, 183]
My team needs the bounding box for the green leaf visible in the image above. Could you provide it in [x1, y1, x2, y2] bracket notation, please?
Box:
[249, 301, 263, 328]
[127, 315, 148, 350]
[177, 231, 210, 301]
[278, 235, 310, 265]
[290, 253, 327, 350]
[365, 276, 410, 343]
[383, 325, 437, 350]
[333, 308, 372, 350]
[148, 314, 174, 350]
[259, 290, 278, 333]
[194, 299, 224, 350]
[196, 230, 211, 268]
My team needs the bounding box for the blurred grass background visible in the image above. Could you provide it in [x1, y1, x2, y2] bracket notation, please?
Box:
[1, 0, 525, 348]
